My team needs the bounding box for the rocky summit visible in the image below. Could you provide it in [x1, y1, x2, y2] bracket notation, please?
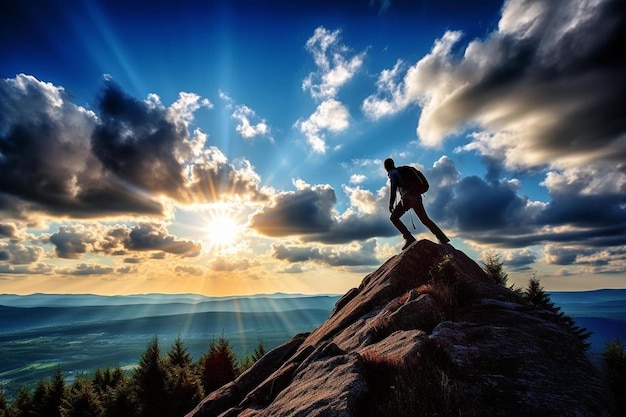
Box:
[186, 240, 609, 417]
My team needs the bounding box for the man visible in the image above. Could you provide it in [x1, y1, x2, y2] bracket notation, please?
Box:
[385, 158, 450, 250]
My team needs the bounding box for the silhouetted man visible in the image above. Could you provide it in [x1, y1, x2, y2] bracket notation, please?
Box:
[385, 158, 450, 250]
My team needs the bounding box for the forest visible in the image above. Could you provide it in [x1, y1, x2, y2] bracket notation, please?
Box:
[0, 335, 263, 417]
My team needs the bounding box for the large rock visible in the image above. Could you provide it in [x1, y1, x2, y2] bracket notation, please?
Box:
[186, 240, 610, 417]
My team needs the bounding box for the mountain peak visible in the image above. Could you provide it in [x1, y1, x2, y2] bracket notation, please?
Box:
[186, 240, 609, 417]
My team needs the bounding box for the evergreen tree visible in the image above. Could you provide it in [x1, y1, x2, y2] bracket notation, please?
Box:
[240, 339, 267, 373]
[60, 378, 103, 417]
[252, 339, 266, 362]
[99, 378, 136, 417]
[167, 336, 194, 368]
[92, 366, 135, 417]
[524, 275, 552, 307]
[10, 386, 34, 417]
[603, 339, 626, 415]
[239, 353, 254, 374]
[0, 387, 8, 417]
[198, 336, 238, 393]
[481, 251, 509, 287]
[31, 379, 49, 417]
[523, 276, 591, 349]
[133, 336, 170, 417]
[165, 337, 203, 417]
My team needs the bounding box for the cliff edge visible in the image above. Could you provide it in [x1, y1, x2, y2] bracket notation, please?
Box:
[186, 240, 609, 417]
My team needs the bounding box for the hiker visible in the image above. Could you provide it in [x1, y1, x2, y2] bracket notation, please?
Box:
[384, 158, 450, 250]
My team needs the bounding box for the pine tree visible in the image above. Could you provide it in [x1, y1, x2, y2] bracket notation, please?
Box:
[523, 276, 591, 349]
[133, 336, 170, 417]
[167, 336, 193, 368]
[0, 387, 9, 417]
[252, 339, 266, 362]
[603, 339, 626, 414]
[239, 339, 267, 374]
[10, 386, 34, 417]
[100, 378, 135, 417]
[30, 370, 64, 417]
[165, 336, 203, 417]
[198, 336, 238, 393]
[60, 378, 103, 417]
[481, 251, 509, 287]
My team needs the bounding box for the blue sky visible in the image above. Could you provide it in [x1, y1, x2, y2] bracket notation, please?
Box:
[1, 0, 625, 296]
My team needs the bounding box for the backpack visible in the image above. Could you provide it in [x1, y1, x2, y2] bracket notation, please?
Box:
[396, 165, 429, 194]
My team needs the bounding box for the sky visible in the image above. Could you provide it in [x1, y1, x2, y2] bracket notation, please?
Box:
[1, 0, 625, 296]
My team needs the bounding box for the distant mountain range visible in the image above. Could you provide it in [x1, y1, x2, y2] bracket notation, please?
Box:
[1, 290, 625, 343]
[0, 293, 341, 333]
[0, 290, 624, 397]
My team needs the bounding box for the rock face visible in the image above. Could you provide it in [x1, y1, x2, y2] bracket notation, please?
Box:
[186, 240, 610, 417]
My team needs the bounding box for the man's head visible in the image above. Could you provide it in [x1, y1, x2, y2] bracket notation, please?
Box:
[384, 158, 395, 172]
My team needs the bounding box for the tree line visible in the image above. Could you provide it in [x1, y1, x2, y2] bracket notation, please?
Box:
[0, 335, 265, 417]
[483, 252, 625, 416]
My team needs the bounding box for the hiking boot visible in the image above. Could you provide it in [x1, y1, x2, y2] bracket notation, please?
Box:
[402, 236, 416, 250]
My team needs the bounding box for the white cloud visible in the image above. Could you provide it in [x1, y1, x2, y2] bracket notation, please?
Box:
[349, 174, 367, 184]
[342, 185, 378, 215]
[303, 27, 365, 101]
[362, 0, 626, 170]
[297, 99, 350, 153]
[232, 105, 272, 140]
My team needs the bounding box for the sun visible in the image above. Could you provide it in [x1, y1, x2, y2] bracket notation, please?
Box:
[204, 211, 244, 251]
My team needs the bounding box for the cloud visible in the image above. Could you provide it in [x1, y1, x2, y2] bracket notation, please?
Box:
[0, 242, 43, 264]
[47, 223, 202, 259]
[425, 157, 626, 249]
[299, 26, 364, 153]
[303, 27, 365, 100]
[175, 265, 204, 276]
[296, 98, 350, 153]
[363, 0, 626, 170]
[272, 239, 380, 267]
[349, 174, 367, 185]
[232, 105, 272, 140]
[58, 263, 116, 276]
[0, 75, 267, 221]
[49, 225, 96, 259]
[220, 91, 273, 141]
[126, 223, 202, 256]
[92, 81, 210, 201]
[210, 257, 251, 271]
[250, 180, 337, 237]
[250, 179, 394, 244]
[0, 223, 18, 238]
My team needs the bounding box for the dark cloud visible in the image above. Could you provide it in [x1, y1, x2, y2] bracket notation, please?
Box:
[0, 75, 164, 217]
[48, 223, 201, 259]
[0, 242, 42, 264]
[419, 158, 626, 249]
[455, 0, 626, 167]
[126, 223, 201, 256]
[0, 223, 17, 238]
[445, 176, 534, 232]
[250, 183, 337, 237]
[251, 181, 395, 244]
[64, 263, 116, 276]
[0, 75, 266, 221]
[304, 211, 395, 244]
[49, 226, 93, 259]
[92, 82, 188, 200]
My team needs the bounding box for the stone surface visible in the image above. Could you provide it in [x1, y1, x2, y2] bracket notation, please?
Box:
[186, 240, 610, 417]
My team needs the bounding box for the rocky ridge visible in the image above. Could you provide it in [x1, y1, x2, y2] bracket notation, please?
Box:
[186, 240, 609, 417]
